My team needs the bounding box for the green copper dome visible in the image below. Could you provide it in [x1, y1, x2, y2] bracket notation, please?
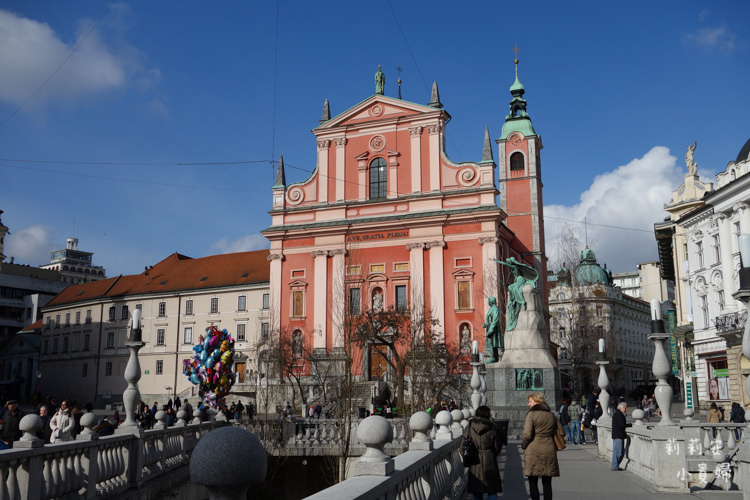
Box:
[574, 247, 611, 286]
[500, 58, 537, 140]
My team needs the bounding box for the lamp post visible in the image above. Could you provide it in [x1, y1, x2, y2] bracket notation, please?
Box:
[118, 308, 145, 434]
[648, 299, 675, 426]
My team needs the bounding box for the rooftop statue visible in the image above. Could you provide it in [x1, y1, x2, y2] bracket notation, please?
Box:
[686, 141, 698, 176]
[375, 65, 385, 95]
[495, 257, 538, 332]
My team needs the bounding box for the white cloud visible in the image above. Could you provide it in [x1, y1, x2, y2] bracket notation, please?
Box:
[0, 8, 159, 107]
[210, 234, 270, 254]
[4, 224, 56, 266]
[544, 146, 685, 273]
[684, 25, 737, 52]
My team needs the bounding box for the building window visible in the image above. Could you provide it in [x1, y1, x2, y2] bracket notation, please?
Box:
[701, 295, 709, 327]
[292, 330, 303, 358]
[53, 338, 59, 353]
[712, 235, 721, 264]
[106, 331, 114, 348]
[65, 313, 70, 326]
[349, 288, 361, 315]
[63, 337, 69, 352]
[510, 151, 525, 171]
[682, 243, 689, 262]
[369, 157, 387, 199]
[122, 305, 129, 320]
[85, 310, 92, 323]
[237, 323, 246, 341]
[184, 327, 193, 344]
[262, 293, 270, 309]
[156, 329, 165, 346]
[83, 334, 90, 350]
[292, 291, 304, 318]
[238, 295, 247, 311]
[55, 315, 60, 327]
[43, 339, 49, 354]
[46, 316, 51, 329]
[696, 241, 704, 268]
[82, 364, 88, 377]
[75, 311, 81, 324]
[718, 290, 725, 311]
[596, 304, 603, 317]
[210, 297, 219, 314]
[261, 323, 269, 341]
[109, 306, 116, 321]
[185, 299, 194, 315]
[156, 360, 164, 375]
[105, 362, 113, 376]
[158, 302, 166, 317]
[396, 285, 408, 312]
[457, 281, 471, 310]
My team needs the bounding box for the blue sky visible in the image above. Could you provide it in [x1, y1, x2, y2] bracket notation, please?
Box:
[1, 1, 748, 277]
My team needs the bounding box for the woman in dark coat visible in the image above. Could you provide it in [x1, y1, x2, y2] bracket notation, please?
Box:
[461, 405, 502, 500]
[522, 392, 560, 500]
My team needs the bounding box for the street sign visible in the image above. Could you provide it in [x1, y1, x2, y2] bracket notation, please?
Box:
[685, 380, 694, 409]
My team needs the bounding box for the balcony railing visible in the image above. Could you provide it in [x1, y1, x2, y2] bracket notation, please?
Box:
[713, 311, 747, 333]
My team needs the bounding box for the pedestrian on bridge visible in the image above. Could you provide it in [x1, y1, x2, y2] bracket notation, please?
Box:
[522, 392, 560, 500]
[462, 405, 502, 500]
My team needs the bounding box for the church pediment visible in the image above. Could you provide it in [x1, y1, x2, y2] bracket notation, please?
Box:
[315, 95, 443, 131]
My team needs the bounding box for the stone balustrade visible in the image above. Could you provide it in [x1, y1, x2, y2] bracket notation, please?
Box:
[304, 410, 468, 500]
[597, 416, 748, 492]
[0, 410, 224, 499]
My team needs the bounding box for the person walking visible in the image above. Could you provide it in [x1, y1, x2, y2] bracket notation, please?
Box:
[707, 402, 722, 438]
[50, 399, 75, 443]
[1, 400, 24, 448]
[558, 400, 573, 443]
[461, 405, 502, 500]
[522, 392, 560, 500]
[730, 402, 746, 440]
[611, 401, 631, 470]
[568, 397, 583, 444]
[591, 401, 603, 445]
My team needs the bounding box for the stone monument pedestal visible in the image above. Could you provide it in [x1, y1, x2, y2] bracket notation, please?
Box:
[485, 284, 560, 438]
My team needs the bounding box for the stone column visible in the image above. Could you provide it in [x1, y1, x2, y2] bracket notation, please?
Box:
[407, 242, 425, 339]
[312, 250, 329, 351]
[649, 299, 675, 426]
[480, 236, 499, 314]
[268, 253, 284, 334]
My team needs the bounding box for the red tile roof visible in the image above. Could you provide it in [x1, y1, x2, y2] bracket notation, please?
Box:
[45, 250, 270, 307]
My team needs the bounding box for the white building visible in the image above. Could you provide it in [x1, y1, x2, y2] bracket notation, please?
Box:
[40, 236, 107, 284]
[611, 262, 674, 303]
[38, 250, 270, 407]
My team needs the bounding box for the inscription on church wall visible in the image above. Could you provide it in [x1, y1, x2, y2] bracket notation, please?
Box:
[346, 230, 410, 242]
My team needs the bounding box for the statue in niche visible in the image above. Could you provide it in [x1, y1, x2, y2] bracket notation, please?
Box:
[372, 290, 383, 311]
[495, 257, 538, 331]
[460, 325, 471, 352]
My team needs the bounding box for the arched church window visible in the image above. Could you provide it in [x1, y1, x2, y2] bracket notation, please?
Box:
[510, 152, 525, 171]
[369, 157, 387, 199]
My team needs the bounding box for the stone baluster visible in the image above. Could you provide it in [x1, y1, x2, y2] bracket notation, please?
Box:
[190, 426, 267, 500]
[631, 408, 645, 426]
[175, 409, 188, 427]
[409, 411, 433, 451]
[648, 299, 675, 425]
[434, 410, 453, 440]
[470, 341, 482, 412]
[352, 416, 394, 476]
[77, 413, 98, 439]
[450, 410, 463, 437]
[17, 414, 43, 448]
[153, 410, 167, 430]
[461, 408, 471, 428]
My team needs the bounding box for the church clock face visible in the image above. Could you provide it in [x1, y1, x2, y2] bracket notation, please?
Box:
[510, 135, 522, 146]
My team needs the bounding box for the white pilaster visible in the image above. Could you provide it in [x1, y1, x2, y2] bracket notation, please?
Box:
[268, 253, 284, 334]
[335, 138, 346, 201]
[312, 250, 328, 350]
[407, 243, 425, 340]
[480, 236, 499, 305]
[428, 124, 441, 192]
[317, 140, 330, 204]
[409, 127, 422, 193]
[427, 240, 445, 342]
[331, 249, 346, 349]
[717, 213, 737, 311]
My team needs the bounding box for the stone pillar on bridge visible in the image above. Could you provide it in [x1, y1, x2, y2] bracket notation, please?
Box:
[352, 415, 394, 476]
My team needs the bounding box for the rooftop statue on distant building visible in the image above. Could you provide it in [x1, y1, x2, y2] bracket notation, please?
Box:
[686, 141, 698, 176]
[375, 65, 385, 95]
[495, 257, 538, 331]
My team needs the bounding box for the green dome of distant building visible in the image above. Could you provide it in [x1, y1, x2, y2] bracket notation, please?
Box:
[574, 247, 611, 286]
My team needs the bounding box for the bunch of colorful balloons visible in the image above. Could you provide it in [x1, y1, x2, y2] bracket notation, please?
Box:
[183, 325, 236, 409]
